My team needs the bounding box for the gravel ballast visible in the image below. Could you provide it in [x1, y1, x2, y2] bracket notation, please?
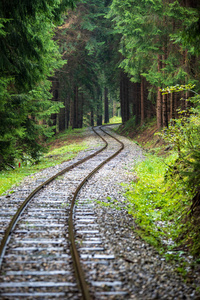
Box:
[0, 126, 199, 299]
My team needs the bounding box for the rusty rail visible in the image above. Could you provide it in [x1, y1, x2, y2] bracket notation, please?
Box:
[0, 125, 124, 300]
[68, 126, 124, 299]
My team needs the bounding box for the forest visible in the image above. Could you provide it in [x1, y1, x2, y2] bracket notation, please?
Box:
[0, 0, 199, 165]
[0, 0, 200, 269]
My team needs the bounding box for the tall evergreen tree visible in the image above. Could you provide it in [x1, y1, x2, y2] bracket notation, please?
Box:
[109, 0, 200, 128]
[55, 0, 121, 127]
[0, 0, 75, 169]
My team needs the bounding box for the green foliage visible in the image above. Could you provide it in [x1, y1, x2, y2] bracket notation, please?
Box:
[108, 0, 200, 104]
[151, 85, 200, 255]
[168, 1, 200, 55]
[0, 0, 76, 169]
[0, 127, 89, 195]
[121, 86, 200, 258]
[0, 78, 64, 169]
[56, 0, 121, 127]
[160, 83, 197, 95]
[158, 86, 200, 202]
[109, 0, 164, 83]
[125, 153, 199, 258]
[109, 116, 122, 124]
[117, 116, 136, 136]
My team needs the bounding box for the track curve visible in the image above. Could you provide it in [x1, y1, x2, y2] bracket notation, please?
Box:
[0, 125, 124, 299]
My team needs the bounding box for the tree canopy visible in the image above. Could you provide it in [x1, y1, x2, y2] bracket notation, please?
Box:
[53, 0, 120, 130]
[0, 0, 75, 169]
[108, 0, 200, 126]
[1, 0, 200, 169]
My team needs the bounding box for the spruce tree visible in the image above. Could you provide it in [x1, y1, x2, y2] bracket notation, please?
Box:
[55, 0, 121, 127]
[0, 0, 75, 169]
[109, 0, 200, 127]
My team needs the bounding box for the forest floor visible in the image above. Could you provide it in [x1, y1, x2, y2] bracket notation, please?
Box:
[46, 131, 85, 151]
[117, 119, 166, 153]
[49, 123, 160, 153]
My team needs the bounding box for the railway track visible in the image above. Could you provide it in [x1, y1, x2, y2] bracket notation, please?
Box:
[0, 126, 127, 299]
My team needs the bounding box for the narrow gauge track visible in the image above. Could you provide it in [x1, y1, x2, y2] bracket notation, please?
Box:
[0, 126, 125, 299]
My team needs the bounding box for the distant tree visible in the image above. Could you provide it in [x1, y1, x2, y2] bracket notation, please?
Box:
[54, 0, 121, 127]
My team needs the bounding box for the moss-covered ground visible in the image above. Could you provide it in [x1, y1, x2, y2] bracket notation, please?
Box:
[0, 127, 90, 195]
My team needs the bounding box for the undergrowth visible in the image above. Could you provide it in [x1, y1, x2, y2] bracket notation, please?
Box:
[0, 127, 89, 195]
[118, 87, 200, 266]
[125, 151, 200, 275]
[108, 116, 122, 124]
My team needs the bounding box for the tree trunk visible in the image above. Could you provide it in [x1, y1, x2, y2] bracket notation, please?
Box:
[157, 87, 162, 129]
[58, 105, 65, 132]
[136, 82, 141, 125]
[141, 76, 145, 125]
[124, 73, 129, 122]
[120, 72, 125, 123]
[120, 72, 130, 123]
[65, 95, 70, 129]
[174, 92, 178, 119]
[170, 93, 174, 121]
[162, 41, 168, 128]
[73, 85, 79, 128]
[157, 54, 162, 129]
[91, 108, 94, 126]
[78, 92, 84, 128]
[104, 87, 109, 123]
[162, 93, 168, 128]
[70, 97, 73, 127]
[97, 94, 103, 126]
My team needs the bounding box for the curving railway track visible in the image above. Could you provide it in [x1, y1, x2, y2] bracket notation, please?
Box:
[0, 126, 127, 300]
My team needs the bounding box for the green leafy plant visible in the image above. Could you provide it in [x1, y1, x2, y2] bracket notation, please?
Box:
[158, 84, 200, 216]
[0, 0, 75, 170]
[0, 127, 90, 195]
[126, 84, 200, 259]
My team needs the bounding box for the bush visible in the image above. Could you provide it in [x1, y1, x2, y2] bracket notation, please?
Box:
[126, 153, 193, 248]
[159, 85, 200, 215]
[126, 85, 200, 256]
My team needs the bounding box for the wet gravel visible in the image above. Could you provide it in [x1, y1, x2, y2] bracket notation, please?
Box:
[76, 126, 200, 299]
[0, 128, 103, 243]
[0, 125, 199, 299]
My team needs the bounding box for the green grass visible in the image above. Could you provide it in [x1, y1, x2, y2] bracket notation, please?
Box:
[94, 145, 199, 276]
[47, 143, 87, 157]
[0, 127, 90, 195]
[108, 116, 122, 124]
[125, 153, 190, 243]
[47, 127, 85, 143]
[123, 152, 200, 275]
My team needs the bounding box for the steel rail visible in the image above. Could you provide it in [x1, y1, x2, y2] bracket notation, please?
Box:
[100, 125, 124, 148]
[68, 126, 124, 300]
[0, 124, 124, 300]
[0, 127, 107, 267]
